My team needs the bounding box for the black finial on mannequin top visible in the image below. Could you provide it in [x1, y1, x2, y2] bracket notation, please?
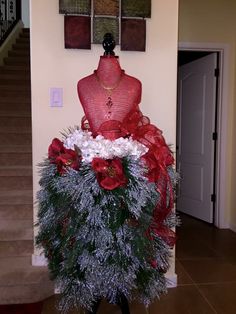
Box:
[102, 33, 116, 56]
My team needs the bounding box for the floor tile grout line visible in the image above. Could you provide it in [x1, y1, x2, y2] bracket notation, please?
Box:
[177, 259, 197, 284]
[177, 256, 236, 261]
[195, 280, 236, 285]
[178, 260, 236, 286]
[177, 260, 218, 312]
[193, 282, 218, 314]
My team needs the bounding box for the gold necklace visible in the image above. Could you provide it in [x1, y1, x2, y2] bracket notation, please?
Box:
[94, 70, 124, 119]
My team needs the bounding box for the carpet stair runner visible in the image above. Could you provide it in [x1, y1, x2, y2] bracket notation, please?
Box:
[0, 28, 54, 305]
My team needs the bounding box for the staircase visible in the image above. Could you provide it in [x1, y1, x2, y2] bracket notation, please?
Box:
[0, 28, 54, 304]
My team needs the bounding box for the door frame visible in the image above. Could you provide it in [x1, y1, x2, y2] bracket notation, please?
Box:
[178, 42, 230, 229]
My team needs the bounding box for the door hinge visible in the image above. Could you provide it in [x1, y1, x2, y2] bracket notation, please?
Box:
[212, 132, 218, 141]
[211, 194, 216, 203]
[214, 68, 220, 77]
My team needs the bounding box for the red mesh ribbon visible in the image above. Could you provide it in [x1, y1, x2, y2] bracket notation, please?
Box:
[81, 107, 176, 247]
[121, 108, 176, 247]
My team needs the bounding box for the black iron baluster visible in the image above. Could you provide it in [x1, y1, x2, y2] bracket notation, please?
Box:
[0, 0, 21, 45]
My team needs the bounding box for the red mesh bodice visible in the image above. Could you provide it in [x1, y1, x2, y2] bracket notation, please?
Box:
[78, 74, 141, 139]
[77, 56, 142, 140]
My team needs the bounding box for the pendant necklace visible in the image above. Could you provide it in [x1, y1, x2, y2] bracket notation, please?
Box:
[94, 70, 124, 119]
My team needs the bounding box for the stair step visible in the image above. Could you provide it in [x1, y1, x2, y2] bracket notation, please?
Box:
[0, 115, 31, 123]
[0, 176, 32, 191]
[0, 90, 31, 101]
[4, 54, 30, 62]
[0, 64, 30, 73]
[0, 152, 32, 166]
[19, 29, 30, 39]
[0, 88, 30, 97]
[0, 106, 30, 115]
[0, 165, 32, 175]
[0, 126, 31, 133]
[0, 96, 31, 104]
[0, 71, 30, 82]
[0, 70, 30, 77]
[0, 71, 29, 79]
[0, 64, 30, 72]
[4, 57, 30, 66]
[0, 78, 30, 86]
[19, 33, 30, 40]
[0, 133, 32, 145]
[0, 256, 31, 268]
[0, 218, 32, 228]
[0, 128, 31, 134]
[15, 37, 30, 44]
[0, 190, 33, 205]
[0, 267, 54, 304]
[0, 223, 33, 241]
[0, 84, 30, 91]
[0, 146, 32, 153]
[0, 116, 31, 132]
[0, 165, 32, 178]
[0, 240, 33, 257]
[12, 43, 30, 51]
[14, 43, 30, 51]
[22, 28, 30, 33]
[0, 266, 52, 286]
[1, 63, 30, 68]
[0, 107, 31, 118]
[0, 204, 32, 220]
[8, 50, 30, 58]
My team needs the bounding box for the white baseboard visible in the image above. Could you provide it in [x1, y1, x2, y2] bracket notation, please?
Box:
[32, 254, 48, 266]
[166, 273, 177, 288]
[55, 284, 60, 294]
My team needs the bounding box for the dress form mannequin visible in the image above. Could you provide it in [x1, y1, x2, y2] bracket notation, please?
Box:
[78, 34, 133, 314]
[77, 55, 141, 139]
[35, 34, 177, 314]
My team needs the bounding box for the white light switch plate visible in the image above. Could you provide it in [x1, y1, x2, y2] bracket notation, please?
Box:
[50, 88, 63, 107]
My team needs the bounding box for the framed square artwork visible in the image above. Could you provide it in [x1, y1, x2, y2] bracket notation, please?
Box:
[121, 19, 146, 51]
[93, 17, 119, 44]
[64, 15, 91, 49]
[121, 0, 151, 18]
[59, 0, 91, 15]
[94, 0, 119, 16]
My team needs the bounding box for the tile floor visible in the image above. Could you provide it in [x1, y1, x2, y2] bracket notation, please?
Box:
[1, 213, 236, 314]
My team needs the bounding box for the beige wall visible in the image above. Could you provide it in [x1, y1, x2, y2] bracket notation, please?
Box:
[30, 0, 179, 275]
[179, 0, 236, 231]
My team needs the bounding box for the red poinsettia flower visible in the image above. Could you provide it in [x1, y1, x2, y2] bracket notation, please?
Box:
[56, 150, 80, 174]
[48, 138, 66, 160]
[91, 158, 127, 190]
[48, 138, 80, 174]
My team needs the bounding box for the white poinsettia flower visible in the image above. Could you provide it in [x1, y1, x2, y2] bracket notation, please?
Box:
[63, 128, 148, 163]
